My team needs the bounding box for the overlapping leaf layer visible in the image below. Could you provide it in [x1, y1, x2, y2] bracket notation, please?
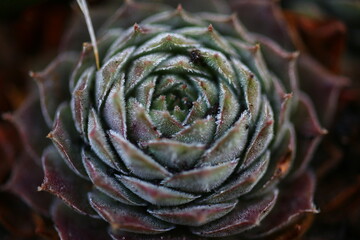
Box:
[30, 2, 323, 239]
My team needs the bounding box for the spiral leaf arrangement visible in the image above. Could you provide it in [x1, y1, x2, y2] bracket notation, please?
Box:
[12, 1, 332, 239]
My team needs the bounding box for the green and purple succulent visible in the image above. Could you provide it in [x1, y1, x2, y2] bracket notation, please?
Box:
[2, 0, 347, 239]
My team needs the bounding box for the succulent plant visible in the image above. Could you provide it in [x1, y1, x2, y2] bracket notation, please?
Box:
[1, 0, 347, 239]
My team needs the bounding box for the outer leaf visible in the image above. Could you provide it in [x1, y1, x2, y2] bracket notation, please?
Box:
[88, 108, 121, 171]
[191, 190, 279, 237]
[148, 200, 238, 226]
[88, 190, 175, 234]
[82, 149, 146, 206]
[48, 103, 87, 178]
[52, 202, 110, 240]
[39, 146, 97, 217]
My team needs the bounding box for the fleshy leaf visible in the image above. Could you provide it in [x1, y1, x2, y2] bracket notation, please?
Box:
[32, 53, 77, 126]
[292, 93, 327, 176]
[200, 48, 238, 90]
[5, 94, 49, 162]
[172, 116, 216, 144]
[215, 82, 241, 138]
[145, 139, 205, 170]
[149, 110, 184, 136]
[154, 55, 208, 77]
[242, 98, 274, 168]
[52, 201, 109, 240]
[48, 103, 87, 178]
[183, 96, 208, 125]
[161, 160, 238, 193]
[148, 200, 238, 226]
[88, 190, 175, 234]
[135, 75, 157, 111]
[71, 66, 95, 138]
[103, 73, 127, 137]
[108, 130, 171, 180]
[245, 171, 318, 238]
[39, 146, 97, 217]
[3, 153, 53, 216]
[133, 33, 199, 56]
[88, 108, 121, 170]
[199, 110, 251, 166]
[200, 151, 270, 204]
[126, 53, 169, 94]
[191, 189, 279, 237]
[127, 98, 161, 143]
[82, 149, 146, 206]
[117, 175, 199, 206]
[96, 47, 135, 109]
[190, 76, 218, 107]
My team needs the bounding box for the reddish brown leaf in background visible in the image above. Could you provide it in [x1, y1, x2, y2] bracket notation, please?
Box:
[284, 11, 346, 74]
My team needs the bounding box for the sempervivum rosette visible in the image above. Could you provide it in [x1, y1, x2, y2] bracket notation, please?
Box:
[2, 0, 346, 239]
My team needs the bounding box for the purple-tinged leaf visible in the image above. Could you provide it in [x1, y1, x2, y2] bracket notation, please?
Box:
[39, 146, 97, 217]
[69, 42, 96, 91]
[199, 111, 250, 166]
[255, 34, 299, 92]
[292, 93, 327, 177]
[31, 53, 77, 127]
[2, 153, 53, 216]
[71, 66, 95, 138]
[48, 103, 87, 178]
[298, 54, 349, 127]
[248, 125, 296, 197]
[103, 73, 127, 138]
[145, 139, 205, 170]
[230, 0, 294, 49]
[200, 151, 270, 204]
[116, 175, 199, 206]
[89, 190, 175, 234]
[172, 116, 215, 145]
[127, 98, 160, 143]
[245, 171, 318, 238]
[148, 200, 238, 226]
[4, 94, 49, 162]
[142, 6, 205, 27]
[161, 160, 238, 193]
[88, 108, 122, 171]
[52, 201, 110, 240]
[82, 149, 146, 206]
[109, 130, 171, 180]
[215, 82, 240, 138]
[191, 189, 278, 237]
